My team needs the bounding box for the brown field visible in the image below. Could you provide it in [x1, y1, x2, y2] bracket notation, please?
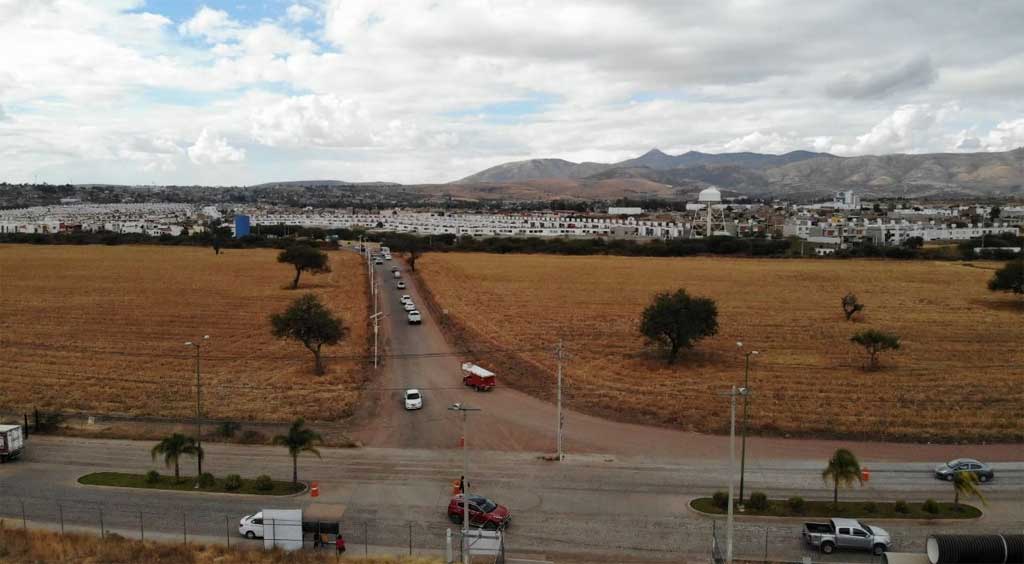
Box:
[417, 253, 1024, 442]
[0, 245, 369, 423]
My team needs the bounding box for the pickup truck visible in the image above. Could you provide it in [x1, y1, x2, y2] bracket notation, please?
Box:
[802, 518, 891, 555]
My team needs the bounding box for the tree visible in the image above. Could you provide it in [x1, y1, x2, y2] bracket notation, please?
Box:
[951, 471, 986, 509]
[902, 236, 924, 249]
[850, 329, 900, 371]
[821, 448, 862, 507]
[273, 418, 322, 484]
[270, 293, 346, 375]
[406, 240, 423, 272]
[989, 206, 1001, 220]
[841, 292, 865, 321]
[277, 245, 331, 289]
[639, 289, 719, 364]
[988, 260, 1024, 295]
[151, 433, 203, 482]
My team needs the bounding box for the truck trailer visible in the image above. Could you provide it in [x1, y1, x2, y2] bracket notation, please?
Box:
[0, 424, 24, 463]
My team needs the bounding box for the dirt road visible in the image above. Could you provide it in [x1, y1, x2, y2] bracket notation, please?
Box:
[349, 257, 1023, 462]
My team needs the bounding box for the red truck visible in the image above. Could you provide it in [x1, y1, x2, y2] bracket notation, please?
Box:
[461, 362, 495, 391]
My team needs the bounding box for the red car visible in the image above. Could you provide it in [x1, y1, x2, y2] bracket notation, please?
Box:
[447, 494, 511, 530]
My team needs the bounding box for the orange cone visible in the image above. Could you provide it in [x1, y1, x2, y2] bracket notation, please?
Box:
[311, 481, 319, 497]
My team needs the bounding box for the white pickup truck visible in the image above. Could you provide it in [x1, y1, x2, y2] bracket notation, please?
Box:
[0, 425, 24, 463]
[802, 518, 891, 555]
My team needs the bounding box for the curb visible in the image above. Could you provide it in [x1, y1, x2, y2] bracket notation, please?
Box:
[686, 498, 983, 523]
[75, 475, 309, 498]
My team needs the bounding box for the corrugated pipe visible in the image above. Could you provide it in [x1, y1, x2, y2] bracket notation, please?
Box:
[927, 534, 1024, 564]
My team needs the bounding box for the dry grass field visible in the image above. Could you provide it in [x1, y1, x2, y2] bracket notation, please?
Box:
[418, 253, 1023, 442]
[0, 245, 369, 423]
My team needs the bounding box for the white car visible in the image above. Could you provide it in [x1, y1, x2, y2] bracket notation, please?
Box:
[396, 281, 407, 289]
[407, 310, 422, 324]
[374, 258, 383, 265]
[400, 294, 412, 304]
[403, 302, 417, 312]
[238, 512, 264, 539]
[404, 389, 423, 410]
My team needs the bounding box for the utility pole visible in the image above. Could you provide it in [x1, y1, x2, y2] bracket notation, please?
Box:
[722, 385, 748, 564]
[736, 342, 759, 505]
[184, 335, 209, 481]
[554, 340, 566, 460]
[449, 403, 480, 564]
[371, 311, 384, 368]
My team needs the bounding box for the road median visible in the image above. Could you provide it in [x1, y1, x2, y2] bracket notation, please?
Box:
[689, 496, 982, 520]
[78, 472, 306, 496]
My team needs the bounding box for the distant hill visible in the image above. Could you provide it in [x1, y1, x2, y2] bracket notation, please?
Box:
[454, 147, 1024, 198]
[248, 180, 401, 188]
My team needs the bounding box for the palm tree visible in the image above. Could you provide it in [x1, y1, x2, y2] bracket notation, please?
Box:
[822, 448, 863, 507]
[952, 471, 986, 509]
[150, 433, 203, 482]
[273, 418, 322, 484]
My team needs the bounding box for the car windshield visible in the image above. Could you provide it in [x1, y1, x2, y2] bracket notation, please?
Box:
[468, 496, 497, 512]
[946, 459, 963, 467]
[862, 525, 873, 534]
[407, 393, 420, 400]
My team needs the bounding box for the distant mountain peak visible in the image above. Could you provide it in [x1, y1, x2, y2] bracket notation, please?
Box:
[641, 148, 669, 157]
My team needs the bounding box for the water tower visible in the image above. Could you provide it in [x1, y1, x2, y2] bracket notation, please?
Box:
[697, 186, 726, 237]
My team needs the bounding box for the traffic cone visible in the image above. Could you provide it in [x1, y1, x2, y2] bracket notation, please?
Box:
[310, 481, 319, 497]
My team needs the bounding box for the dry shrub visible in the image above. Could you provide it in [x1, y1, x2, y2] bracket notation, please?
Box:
[0, 246, 370, 423]
[418, 253, 1024, 442]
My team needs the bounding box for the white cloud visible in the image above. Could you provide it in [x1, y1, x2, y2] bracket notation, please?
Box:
[178, 6, 239, 42]
[722, 131, 797, 154]
[286, 4, 314, 23]
[975, 119, 1024, 152]
[251, 94, 375, 147]
[187, 129, 246, 164]
[830, 104, 953, 156]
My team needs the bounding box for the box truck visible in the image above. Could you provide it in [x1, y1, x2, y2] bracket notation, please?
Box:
[0, 425, 24, 463]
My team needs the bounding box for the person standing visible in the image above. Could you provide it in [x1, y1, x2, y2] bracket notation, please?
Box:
[336, 533, 346, 554]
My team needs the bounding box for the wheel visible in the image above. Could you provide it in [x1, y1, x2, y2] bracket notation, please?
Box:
[979, 474, 990, 483]
[873, 544, 886, 556]
[821, 542, 835, 554]
[449, 513, 463, 524]
[483, 521, 497, 531]
[945, 474, 954, 481]
[245, 531, 256, 539]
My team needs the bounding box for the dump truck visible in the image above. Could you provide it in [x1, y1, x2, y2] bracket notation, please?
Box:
[461, 362, 496, 391]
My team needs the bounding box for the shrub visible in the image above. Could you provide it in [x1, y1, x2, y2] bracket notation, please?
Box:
[712, 491, 729, 510]
[863, 501, 877, 514]
[196, 473, 215, 488]
[787, 496, 806, 513]
[224, 474, 242, 491]
[894, 500, 909, 514]
[748, 492, 769, 512]
[255, 474, 274, 492]
[145, 470, 160, 484]
[923, 499, 940, 514]
[217, 421, 241, 438]
[239, 430, 267, 444]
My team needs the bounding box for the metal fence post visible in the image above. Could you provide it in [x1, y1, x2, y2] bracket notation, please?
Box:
[226, 515, 230, 547]
[58, 503, 64, 536]
[763, 527, 769, 563]
[363, 521, 368, 557]
[140, 511, 144, 541]
[98, 507, 104, 538]
[408, 521, 412, 555]
[183, 512, 187, 545]
[20, 499, 26, 530]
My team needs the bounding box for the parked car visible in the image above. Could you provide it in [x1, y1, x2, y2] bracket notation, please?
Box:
[403, 302, 417, 312]
[934, 458, 994, 482]
[408, 310, 422, 324]
[447, 494, 511, 530]
[396, 281, 407, 289]
[404, 389, 423, 410]
[802, 518, 890, 555]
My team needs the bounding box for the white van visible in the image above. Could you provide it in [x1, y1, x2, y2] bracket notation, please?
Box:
[393, 270, 401, 279]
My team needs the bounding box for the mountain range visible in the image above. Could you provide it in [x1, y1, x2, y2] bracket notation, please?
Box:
[453, 147, 1024, 200]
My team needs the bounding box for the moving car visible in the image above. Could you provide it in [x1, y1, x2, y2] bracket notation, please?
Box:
[374, 258, 383, 265]
[934, 458, 994, 482]
[393, 271, 402, 279]
[400, 294, 412, 304]
[239, 512, 265, 539]
[396, 281, 406, 289]
[391, 266, 400, 272]
[403, 302, 417, 312]
[408, 310, 422, 324]
[802, 518, 890, 555]
[447, 494, 511, 530]
[404, 389, 423, 410]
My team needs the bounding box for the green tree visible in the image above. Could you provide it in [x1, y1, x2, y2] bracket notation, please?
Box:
[850, 329, 901, 371]
[639, 289, 719, 364]
[952, 471, 987, 509]
[277, 245, 331, 289]
[988, 260, 1023, 295]
[150, 434, 203, 482]
[273, 418, 322, 484]
[270, 294, 346, 375]
[822, 448, 863, 507]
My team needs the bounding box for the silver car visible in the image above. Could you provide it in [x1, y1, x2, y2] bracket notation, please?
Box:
[934, 458, 994, 482]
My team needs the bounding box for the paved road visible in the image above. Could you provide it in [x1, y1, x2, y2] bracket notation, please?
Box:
[2, 437, 1022, 562]
[348, 255, 1023, 463]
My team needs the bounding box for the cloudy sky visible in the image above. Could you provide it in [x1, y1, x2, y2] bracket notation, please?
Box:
[1, 0, 1023, 185]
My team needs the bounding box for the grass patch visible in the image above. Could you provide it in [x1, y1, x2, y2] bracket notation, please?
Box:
[78, 472, 304, 496]
[691, 497, 981, 519]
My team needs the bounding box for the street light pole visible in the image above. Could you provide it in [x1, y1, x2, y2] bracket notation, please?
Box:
[449, 403, 480, 564]
[371, 312, 384, 368]
[723, 385, 748, 564]
[184, 335, 209, 480]
[554, 340, 565, 461]
[736, 342, 758, 505]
